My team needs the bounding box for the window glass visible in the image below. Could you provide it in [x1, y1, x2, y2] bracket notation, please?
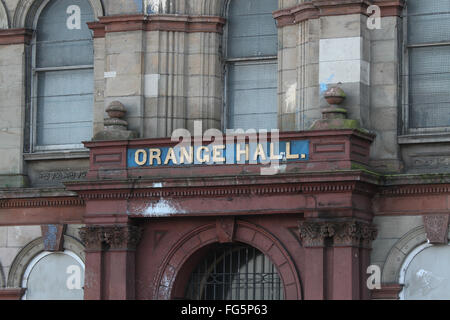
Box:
[227, 0, 278, 58]
[35, 0, 94, 147]
[226, 0, 278, 131]
[407, 0, 450, 129]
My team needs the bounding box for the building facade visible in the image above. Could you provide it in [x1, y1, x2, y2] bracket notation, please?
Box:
[0, 0, 449, 300]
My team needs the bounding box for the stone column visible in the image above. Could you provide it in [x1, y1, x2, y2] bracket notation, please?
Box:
[80, 224, 142, 300]
[329, 220, 377, 300]
[299, 219, 377, 300]
[298, 220, 330, 300]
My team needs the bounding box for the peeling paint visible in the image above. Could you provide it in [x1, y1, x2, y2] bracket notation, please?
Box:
[135, 198, 186, 217]
[320, 74, 335, 94]
[43, 224, 58, 250]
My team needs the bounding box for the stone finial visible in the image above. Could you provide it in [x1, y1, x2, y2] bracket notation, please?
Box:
[310, 84, 362, 131]
[93, 101, 138, 141]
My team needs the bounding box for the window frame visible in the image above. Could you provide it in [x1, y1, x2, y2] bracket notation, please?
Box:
[29, 0, 94, 153]
[222, 0, 279, 131]
[401, 2, 450, 139]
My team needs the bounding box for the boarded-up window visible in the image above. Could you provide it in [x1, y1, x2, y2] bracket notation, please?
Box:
[34, 0, 94, 148]
[407, 0, 450, 129]
[226, 0, 278, 130]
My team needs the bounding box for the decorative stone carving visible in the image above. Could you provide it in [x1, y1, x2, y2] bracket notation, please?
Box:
[39, 170, 87, 182]
[79, 225, 143, 250]
[93, 101, 138, 141]
[298, 221, 333, 247]
[333, 221, 378, 247]
[423, 214, 449, 244]
[299, 220, 378, 248]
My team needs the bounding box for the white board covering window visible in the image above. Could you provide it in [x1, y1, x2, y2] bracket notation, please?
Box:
[226, 0, 278, 131]
[406, 0, 450, 130]
[33, 0, 94, 149]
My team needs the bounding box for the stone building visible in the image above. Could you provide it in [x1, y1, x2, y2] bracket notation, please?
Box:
[0, 0, 449, 300]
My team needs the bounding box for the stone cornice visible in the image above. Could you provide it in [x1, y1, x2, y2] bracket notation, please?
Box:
[274, 0, 404, 27]
[88, 14, 226, 37]
[0, 28, 32, 45]
[0, 197, 84, 209]
[381, 184, 450, 196]
[74, 181, 363, 201]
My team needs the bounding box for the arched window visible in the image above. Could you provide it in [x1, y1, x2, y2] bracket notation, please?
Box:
[225, 0, 278, 131]
[400, 243, 450, 300]
[22, 250, 85, 300]
[405, 0, 450, 131]
[32, 0, 94, 150]
[185, 243, 284, 300]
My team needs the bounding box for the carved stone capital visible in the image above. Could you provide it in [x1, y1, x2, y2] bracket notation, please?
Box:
[79, 225, 143, 251]
[298, 221, 333, 247]
[332, 221, 378, 248]
[299, 220, 377, 248]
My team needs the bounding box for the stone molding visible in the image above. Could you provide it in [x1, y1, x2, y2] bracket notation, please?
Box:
[381, 184, 450, 196]
[298, 220, 378, 247]
[154, 220, 302, 300]
[0, 0, 8, 29]
[371, 283, 403, 300]
[13, 0, 103, 28]
[273, 0, 404, 27]
[0, 197, 84, 209]
[88, 14, 226, 38]
[7, 235, 85, 287]
[0, 288, 26, 300]
[0, 28, 32, 45]
[79, 225, 143, 251]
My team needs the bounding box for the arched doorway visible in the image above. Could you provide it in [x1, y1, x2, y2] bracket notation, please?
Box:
[185, 243, 284, 300]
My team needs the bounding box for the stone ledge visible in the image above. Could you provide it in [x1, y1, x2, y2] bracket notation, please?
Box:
[0, 288, 26, 300]
[0, 28, 32, 45]
[23, 150, 90, 161]
[88, 14, 226, 37]
[398, 133, 450, 145]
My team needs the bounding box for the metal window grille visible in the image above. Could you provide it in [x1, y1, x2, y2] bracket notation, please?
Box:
[185, 243, 284, 300]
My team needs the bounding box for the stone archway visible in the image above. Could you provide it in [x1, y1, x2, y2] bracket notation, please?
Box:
[382, 225, 428, 284]
[0, 261, 5, 288]
[153, 220, 302, 300]
[7, 235, 85, 287]
[0, 0, 9, 28]
[12, 0, 103, 28]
